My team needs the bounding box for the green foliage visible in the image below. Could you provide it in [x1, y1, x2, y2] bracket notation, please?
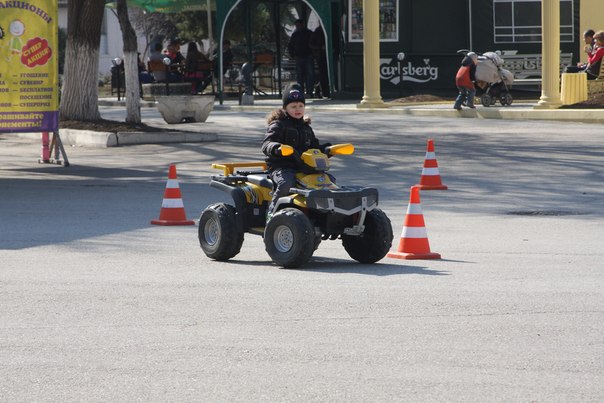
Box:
[129, 8, 178, 53]
[170, 11, 208, 43]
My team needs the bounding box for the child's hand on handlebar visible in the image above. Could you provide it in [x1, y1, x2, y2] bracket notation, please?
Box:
[277, 144, 294, 156]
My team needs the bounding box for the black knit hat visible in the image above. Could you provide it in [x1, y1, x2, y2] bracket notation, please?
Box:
[282, 83, 305, 108]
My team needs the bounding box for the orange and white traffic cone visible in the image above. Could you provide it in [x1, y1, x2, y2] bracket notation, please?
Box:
[151, 164, 195, 226]
[387, 186, 441, 260]
[416, 139, 448, 190]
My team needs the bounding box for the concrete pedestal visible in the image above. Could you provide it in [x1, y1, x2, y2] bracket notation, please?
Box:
[241, 94, 254, 105]
[560, 73, 588, 105]
[156, 95, 215, 124]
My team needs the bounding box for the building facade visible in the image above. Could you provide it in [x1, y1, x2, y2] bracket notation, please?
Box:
[339, 0, 603, 95]
[214, 0, 603, 97]
[58, 0, 604, 93]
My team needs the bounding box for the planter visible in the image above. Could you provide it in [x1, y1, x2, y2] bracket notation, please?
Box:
[155, 95, 215, 124]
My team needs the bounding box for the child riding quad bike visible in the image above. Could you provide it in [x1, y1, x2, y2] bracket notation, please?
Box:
[198, 143, 393, 268]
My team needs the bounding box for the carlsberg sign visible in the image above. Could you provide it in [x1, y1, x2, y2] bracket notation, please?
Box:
[380, 57, 439, 85]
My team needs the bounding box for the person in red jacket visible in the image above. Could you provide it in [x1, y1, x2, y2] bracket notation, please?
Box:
[453, 52, 478, 110]
[585, 30, 604, 79]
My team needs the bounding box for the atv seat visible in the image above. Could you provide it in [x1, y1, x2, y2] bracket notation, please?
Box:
[246, 174, 273, 189]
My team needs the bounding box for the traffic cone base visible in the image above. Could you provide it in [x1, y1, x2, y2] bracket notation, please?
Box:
[151, 165, 194, 226]
[150, 218, 194, 226]
[416, 140, 448, 190]
[388, 186, 441, 260]
[387, 250, 441, 260]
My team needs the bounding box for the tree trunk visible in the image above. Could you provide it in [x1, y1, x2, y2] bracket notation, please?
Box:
[60, 0, 105, 121]
[116, 0, 141, 123]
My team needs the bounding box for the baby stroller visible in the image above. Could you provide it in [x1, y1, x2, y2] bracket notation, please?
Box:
[457, 50, 514, 107]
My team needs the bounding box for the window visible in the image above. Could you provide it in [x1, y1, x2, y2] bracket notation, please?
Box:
[349, 0, 398, 42]
[493, 0, 574, 43]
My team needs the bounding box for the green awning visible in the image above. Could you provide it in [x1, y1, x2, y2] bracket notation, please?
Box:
[125, 0, 208, 13]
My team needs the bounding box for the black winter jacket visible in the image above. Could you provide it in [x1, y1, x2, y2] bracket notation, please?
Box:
[261, 110, 324, 171]
[288, 27, 313, 59]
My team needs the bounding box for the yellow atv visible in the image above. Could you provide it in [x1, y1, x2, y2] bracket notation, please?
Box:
[198, 143, 393, 268]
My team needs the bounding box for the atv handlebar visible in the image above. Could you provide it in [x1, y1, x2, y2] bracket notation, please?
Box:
[279, 144, 295, 156]
[278, 143, 354, 157]
[325, 143, 354, 155]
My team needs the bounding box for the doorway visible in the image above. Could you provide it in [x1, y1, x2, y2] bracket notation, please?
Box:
[221, 0, 327, 96]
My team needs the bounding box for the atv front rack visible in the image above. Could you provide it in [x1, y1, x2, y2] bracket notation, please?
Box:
[290, 186, 379, 215]
[288, 186, 379, 236]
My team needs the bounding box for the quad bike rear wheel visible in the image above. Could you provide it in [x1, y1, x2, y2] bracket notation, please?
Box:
[198, 203, 244, 261]
[264, 208, 315, 268]
[342, 208, 393, 264]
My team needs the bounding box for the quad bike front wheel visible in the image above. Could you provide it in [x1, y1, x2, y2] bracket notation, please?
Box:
[198, 203, 244, 261]
[342, 208, 393, 264]
[264, 208, 315, 268]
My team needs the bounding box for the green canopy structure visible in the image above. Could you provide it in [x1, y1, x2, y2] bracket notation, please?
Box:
[121, 0, 335, 101]
[215, 0, 334, 102]
[125, 0, 206, 13]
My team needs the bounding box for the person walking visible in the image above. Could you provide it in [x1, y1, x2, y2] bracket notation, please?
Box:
[309, 25, 330, 98]
[288, 19, 314, 97]
[453, 52, 478, 110]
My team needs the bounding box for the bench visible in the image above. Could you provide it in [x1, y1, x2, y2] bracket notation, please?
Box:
[501, 52, 573, 86]
[587, 61, 604, 98]
[252, 53, 276, 95]
[141, 82, 192, 100]
[148, 59, 167, 82]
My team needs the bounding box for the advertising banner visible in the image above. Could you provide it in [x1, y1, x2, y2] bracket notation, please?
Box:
[0, 0, 58, 133]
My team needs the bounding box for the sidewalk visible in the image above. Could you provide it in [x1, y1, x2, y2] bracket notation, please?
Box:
[38, 95, 598, 147]
[100, 95, 604, 123]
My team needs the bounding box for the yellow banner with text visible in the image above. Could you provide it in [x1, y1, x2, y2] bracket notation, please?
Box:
[0, 0, 58, 133]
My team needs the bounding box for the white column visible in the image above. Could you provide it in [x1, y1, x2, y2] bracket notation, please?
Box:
[535, 0, 562, 109]
[358, 0, 387, 108]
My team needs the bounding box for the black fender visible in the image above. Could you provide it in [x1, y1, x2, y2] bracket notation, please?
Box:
[273, 196, 299, 213]
[210, 180, 249, 232]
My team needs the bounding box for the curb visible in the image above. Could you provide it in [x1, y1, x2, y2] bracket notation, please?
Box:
[15, 130, 218, 148]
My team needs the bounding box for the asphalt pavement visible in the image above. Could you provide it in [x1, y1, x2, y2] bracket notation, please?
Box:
[1, 105, 603, 401]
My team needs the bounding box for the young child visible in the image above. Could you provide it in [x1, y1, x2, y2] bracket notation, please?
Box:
[453, 52, 478, 110]
[261, 83, 331, 220]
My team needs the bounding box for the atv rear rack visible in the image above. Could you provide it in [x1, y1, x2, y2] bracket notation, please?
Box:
[211, 162, 267, 176]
